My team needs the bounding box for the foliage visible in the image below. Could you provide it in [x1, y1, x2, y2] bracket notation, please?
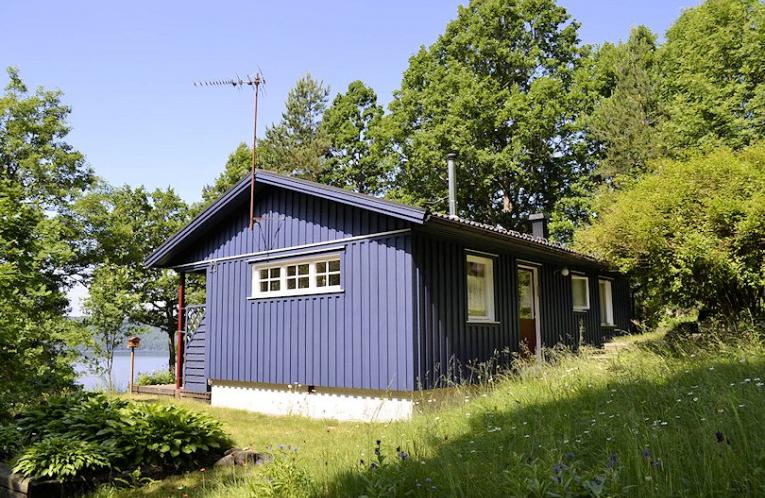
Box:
[137, 369, 174, 386]
[200, 142, 252, 205]
[658, 0, 765, 153]
[0, 67, 93, 419]
[82, 264, 143, 389]
[11, 392, 230, 484]
[91, 330, 765, 497]
[320, 80, 390, 195]
[0, 424, 23, 460]
[259, 73, 331, 181]
[384, 0, 593, 234]
[73, 182, 195, 370]
[14, 391, 128, 444]
[12, 436, 110, 480]
[586, 25, 662, 184]
[248, 446, 314, 498]
[108, 402, 231, 471]
[575, 144, 765, 325]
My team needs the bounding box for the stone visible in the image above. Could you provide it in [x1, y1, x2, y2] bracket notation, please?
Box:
[214, 448, 272, 467]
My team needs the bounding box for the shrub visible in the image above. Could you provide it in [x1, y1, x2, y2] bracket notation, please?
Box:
[111, 403, 231, 471]
[15, 392, 127, 444]
[248, 446, 314, 498]
[12, 436, 110, 481]
[137, 369, 174, 386]
[0, 424, 23, 460]
[576, 144, 765, 325]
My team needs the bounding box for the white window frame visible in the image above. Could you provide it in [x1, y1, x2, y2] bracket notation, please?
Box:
[598, 278, 615, 326]
[250, 253, 343, 299]
[571, 274, 590, 311]
[466, 254, 496, 323]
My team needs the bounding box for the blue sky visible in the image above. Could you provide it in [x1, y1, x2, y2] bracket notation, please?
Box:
[2, 1, 696, 204]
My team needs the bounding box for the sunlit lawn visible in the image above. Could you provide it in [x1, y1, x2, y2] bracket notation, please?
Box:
[91, 330, 765, 497]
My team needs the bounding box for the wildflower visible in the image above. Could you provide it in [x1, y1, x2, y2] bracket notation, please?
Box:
[199, 467, 207, 473]
[642, 448, 651, 459]
[652, 458, 663, 469]
[693, 397, 699, 402]
[563, 451, 576, 460]
[606, 453, 619, 469]
[715, 431, 725, 443]
[552, 462, 566, 474]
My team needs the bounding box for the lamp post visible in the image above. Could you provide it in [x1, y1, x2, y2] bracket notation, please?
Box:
[128, 336, 141, 394]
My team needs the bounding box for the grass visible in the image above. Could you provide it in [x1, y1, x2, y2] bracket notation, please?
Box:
[90, 330, 765, 497]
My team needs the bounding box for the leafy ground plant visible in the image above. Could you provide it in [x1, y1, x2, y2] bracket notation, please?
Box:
[137, 369, 175, 386]
[13, 436, 110, 481]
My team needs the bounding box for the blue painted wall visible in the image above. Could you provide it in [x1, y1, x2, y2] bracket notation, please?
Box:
[411, 232, 632, 389]
[192, 187, 415, 392]
[178, 184, 631, 394]
[183, 319, 207, 392]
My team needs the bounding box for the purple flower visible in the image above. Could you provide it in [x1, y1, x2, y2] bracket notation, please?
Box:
[606, 453, 619, 469]
[715, 431, 725, 443]
[642, 448, 651, 459]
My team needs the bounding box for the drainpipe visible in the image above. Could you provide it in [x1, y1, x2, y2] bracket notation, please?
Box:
[447, 152, 457, 218]
[175, 272, 186, 392]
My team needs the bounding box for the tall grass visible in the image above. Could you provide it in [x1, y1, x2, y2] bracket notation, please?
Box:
[92, 330, 765, 497]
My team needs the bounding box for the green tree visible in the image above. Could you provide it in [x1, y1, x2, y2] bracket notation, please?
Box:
[385, 0, 591, 233]
[0, 67, 93, 417]
[260, 73, 330, 180]
[320, 80, 389, 195]
[82, 264, 142, 389]
[575, 144, 765, 326]
[587, 26, 662, 184]
[658, 0, 765, 153]
[75, 183, 193, 371]
[201, 142, 251, 205]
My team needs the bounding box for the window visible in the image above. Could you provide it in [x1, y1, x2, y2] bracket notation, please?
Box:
[251, 255, 342, 298]
[571, 274, 590, 311]
[466, 254, 495, 322]
[599, 279, 614, 326]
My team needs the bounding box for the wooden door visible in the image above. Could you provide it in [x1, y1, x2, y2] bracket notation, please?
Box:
[518, 266, 539, 355]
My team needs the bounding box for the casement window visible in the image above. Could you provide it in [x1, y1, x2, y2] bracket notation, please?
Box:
[251, 254, 342, 298]
[599, 279, 614, 326]
[466, 254, 495, 322]
[571, 274, 590, 311]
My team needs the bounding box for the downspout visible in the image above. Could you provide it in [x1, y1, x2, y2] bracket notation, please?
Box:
[447, 152, 458, 218]
[175, 271, 186, 392]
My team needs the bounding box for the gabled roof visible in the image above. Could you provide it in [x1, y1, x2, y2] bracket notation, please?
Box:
[144, 170, 428, 268]
[146, 169, 603, 269]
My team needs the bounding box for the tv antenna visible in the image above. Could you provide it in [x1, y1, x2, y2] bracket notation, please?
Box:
[194, 72, 266, 229]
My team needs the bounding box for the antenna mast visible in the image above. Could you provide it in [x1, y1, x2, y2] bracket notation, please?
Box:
[195, 73, 265, 229]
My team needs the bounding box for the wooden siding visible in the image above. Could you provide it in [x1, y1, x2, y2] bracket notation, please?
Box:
[178, 187, 408, 266]
[200, 187, 415, 391]
[183, 319, 207, 393]
[412, 234, 632, 389]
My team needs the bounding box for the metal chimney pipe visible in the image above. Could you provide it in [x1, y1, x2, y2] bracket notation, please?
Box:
[447, 152, 457, 218]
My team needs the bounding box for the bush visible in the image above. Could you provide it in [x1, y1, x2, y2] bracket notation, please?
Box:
[9, 392, 231, 481]
[0, 424, 23, 460]
[15, 392, 127, 444]
[137, 369, 174, 386]
[12, 436, 110, 481]
[109, 403, 231, 471]
[575, 144, 765, 325]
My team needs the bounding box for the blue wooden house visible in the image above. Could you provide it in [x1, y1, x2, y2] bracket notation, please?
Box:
[146, 169, 631, 421]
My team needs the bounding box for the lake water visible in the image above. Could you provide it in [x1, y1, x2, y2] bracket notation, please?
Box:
[76, 351, 169, 392]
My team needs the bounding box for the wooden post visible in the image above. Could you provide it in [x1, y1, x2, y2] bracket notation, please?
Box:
[175, 272, 186, 393]
[127, 336, 141, 394]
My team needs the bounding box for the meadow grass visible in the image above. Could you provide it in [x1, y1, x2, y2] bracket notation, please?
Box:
[91, 330, 765, 497]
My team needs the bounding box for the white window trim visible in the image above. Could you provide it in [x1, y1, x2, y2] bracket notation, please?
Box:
[572, 274, 590, 311]
[466, 254, 496, 323]
[249, 253, 343, 299]
[599, 278, 615, 326]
